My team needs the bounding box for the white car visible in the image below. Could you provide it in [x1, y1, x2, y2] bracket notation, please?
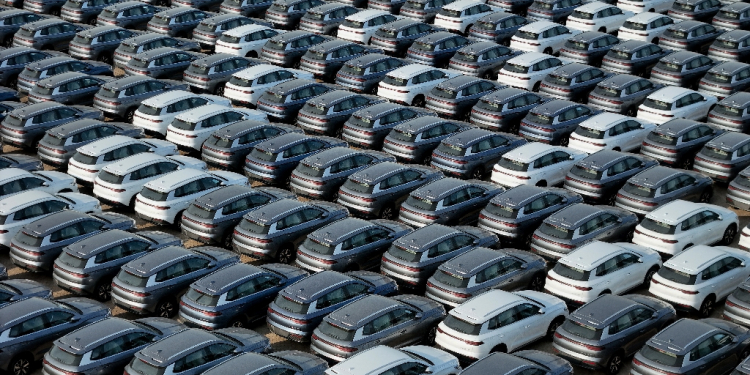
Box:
[435, 289, 567, 361]
[618, 12, 677, 44]
[134, 169, 247, 225]
[325, 346, 460, 375]
[545, 241, 662, 305]
[0, 168, 78, 199]
[568, 113, 656, 153]
[67, 135, 178, 185]
[491, 143, 587, 187]
[338, 10, 399, 45]
[510, 21, 581, 55]
[650, 245, 750, 317]
[566, 2, 633, 34]
[215, 25, 284, 58]
[378, 64, 462, 106]
[497, 52, 572, 91]
[93, 153, 207, 207]
[165, 105, 268, 152]
[741, 223, 750, 250]
[223, 64, 314, 107]
[132, 91, 231, 135]
[0, 190, 101, 247]
[637, 86, 719, 125]
[618, 0, 672, 13]
[434, 0, 501, 34]
[633, 200, 739, 257]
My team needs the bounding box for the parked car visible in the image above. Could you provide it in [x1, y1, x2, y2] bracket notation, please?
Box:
[618, 0, 671, 13]
[433, 0, 498, 35]
[698, 61, 750, 101]
[0, 10, 45, 48]
[497, 52, 571, 92]
[23, 0, 67, 14]
[713, 2, 750, 31]
[61, 0, 123, 25]
[131, 90, 230, 135]
[0, 101, 102, 149]
[640, 118, 723, 169]
[336, 53, 411, 94]
[39, 120, 145, 168]
[264, 0, 326, 30]
[224, 64, 313, 106]
[526, 0, 583, 24]
[206, 351, 329, 375]
[668, 0, 721, 22]
[383, 117, 474, 165]
[469, 87, 548, 133]
[601, 40, 672, 77]
[337, 9, 398, 44]
[16, 56, 112, 95]
[708, 29, 750, 63]
[183, 54, 263, 95]
[448, 41, 521, 80]
[510, 21, 581, 55]
[342, 103, 436, 150]
[0, 279, 51, 307]
[426, 76, 503, 121]
[490, 143, 588, 188]
[93, 75, 189, 122]
[377, 65, 461, 107]
[558, 32, 619, 68]
[214, 24, 283, 58]
[220, 0, 274, 16]
[539, 64, 611, 104]
[12, 18, 86, 51]
[298, 3, 358, 36]
[587, 74, 663, 116]
[201, 121, 301, 169]
[638, 87, 719, 125]
[660, 21, 722, 54]
[28, 72, 114, 105]
[724, 278, 750, 327]
[566, 2, 632, 34]
[146, 7, 209, 38]
[165, 105, 267, 153]
[112, 32, 200, 68]
[468, 12, 529, 45]
[618, 12, 675, 44]
[255, 79, 338, 123]
[0, 167, 77, 198]
[459, 351, 573, 375]
[123, 47, 206, 79]
[568, 113, 656, 154]
[0, 47, 64, 89]
[369, 19, 444, 57]
[430, 128, 525, 179]
[96, 2, 164, 30]
[260, 30, 331, 68]
[694, 132, 750, 183]
[0, 154, 43, 171]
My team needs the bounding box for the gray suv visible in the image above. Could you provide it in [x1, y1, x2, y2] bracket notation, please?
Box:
[431, 128, 527, 180]
[640, 119, 723, 169]
[342, 102, 436, 150]
[28, 72, 114, 105]
[382, 116, 474, 165]
[61, 0, 121, 24]
[124, 47, 206, 79]
[0, 47, 63, 89]
[96, 2, 164, 30]
[16, 56, 113, 95]
[93, 75, 189, 121]
[297, 91, 386, 136]
[588, 74, 664, 116]
[0, 10, 45, 48]
[614, 166, 714, 216]
[113, 32, 200, 68]
[694, 131, 750, 183]
[38, 119, 142, 167]
[146, 7, 209, 37]
[201, 121, 301, 169]
[183, 53, 262, 95]
[68, 25, 140, 63]
[0, 101, 103, 149]
[256, 79, 339, 123]
[12, 18, 87, 51]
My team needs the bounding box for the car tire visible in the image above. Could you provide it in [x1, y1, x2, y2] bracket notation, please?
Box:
[626, 106, 637, 117]
[699, 187, 713, 203]
[246, 51, 258, 58]
[721, 224, 737, 246]
[679, 157, 693, 170]
[277, 244, 295, 264]
[229, 317, 247, 328]
[424, 325, 438, 345]
[699, 295, 715, 318]
[94, 278, 113, 301]
[8, 77, 17, 90]
[559, 135, 569, 147]
[10, 353, 33, 375]
[482, 71, 494, 80]
[88, 17, 98, 25]
[598, 26, 606, 33]
[536, 180, 547, 187]
[124, 108, 136, 123]
[155, 297, 177, 318]
[51, 7, 60, 16]
[422, 153, 432, 165]
[214, 84, 225, 96]
[643, 266, 658, 286]
[222, 232, 234, 249]
[624, 228, 635, 242]
[412, 95, 425, 107]
[174, 210, 185, 229]
[292, 59, 301, 69]
[543, 47, 553, 55]
[471, 166, 484, 180]
[546, 317, 563, 339]
[529, 272, 545, 291]
[606, 193, 617, 206]
[491, 344, 507, 353]
[380, 204, 397, 220]
[606, 351, 624, 375]
[532, 82, 541, 92]
[3, 36, 13, 48]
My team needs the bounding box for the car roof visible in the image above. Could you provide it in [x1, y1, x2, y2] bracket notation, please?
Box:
[123, 246, 193, 276]
[458, 41, 502, 55]
[124, 33, 170, 45]
[629, 166, 680, 187]
[0, 168, 31, 183]
[201, 13, 242, 24]
[450, 290, 525, 322]
[438, 75, 485, 90]
[410, 177, 471, 201]
[381, 19, 420, 30]
[0, 297, 60, 329]
[102, 75, 153, 90]
[647, 86, 693, 102]
[479, 12, 516, 22]
[346, 53, 392, 67]
[415, 31, 460, 44]
[664, 245, 731, 274]
[103, 153, 166, 175]
[47, 119, 110, 137]
[719, 92, 750, 109]
[546, 203, 603, 228]
[301, 147, 359, 168]
[580, 113, 632, 131]
[155, 6, 197, 16]
[306, 90, 357, 106]
[192, 263, 264, 295]
[77, 135, 137, 156]
[308, 2, 350, 12]
[76, 25, 122, 38]
[567, 31, 608, 43]
[574, 1, 613, 12]
[705, 131, 750, 150]
[23, 210, 91, 237]
[26, 56, 75, 70]
[669, 20, 705, 31]
[9, 101, 63, 118]
[223, 24, 271, 37]
[192, 53, 242, 67]
[490, 185, 548, 207]
[65, 229, 136, 257]
[348, 161, 407, 183]
[519, 20, 558, 32]
[570, 295, 641, 328]
[176, 104, 241, 122]
[308, 39, 353, 53]
[22, 18, 68, 29]
[574, 149, 628, 170]
[192, 185, 256, 209]
[709, 61, 750, 75]
[234, 64, 288, 79]
[309, 218, 375, 244]
[443, 128, 497, 147]
[132, 47, 183, 61]
[139, 329, 219, 365]
[0, 190, 55, 214]
[57, 317, 140, 353]
[327, 346, 410, 375]
[244, 199, 307, 224]
[354, 102, 406, 119]
[503, 142, 559, 163]
[650, 319, 717, 355]
[271, 30, 315, 43]
[597, 74, 640, 90]
[532, 99, 579, 115]
[654, 119, 702, 136]
[462, 353, 537, 375]
[480, 87, 530, 104]
[346, 9, 389, 21]
[718, 29, 750, 42]
[441, 247, 508, 276]
[106, 1, 151, 11]
[559, 241, 629, 270]
[444, 0, 485, 11]
[266, 79, 319, 95]
[723, 2, 750, 12]
[38, 72, 92, 87]
[144, 169, 208, 192]
[394, 223, 462, 250]
[645, 201, 710, 225]
[254, 132, 310, 153]
[326, 295, 400, 328]
[142, 90, 196, 106]
[282, 271, 354, 302]
[624, 12, 664, 23]
[611, 40, 650, 52]
[660, 51, 702, 65]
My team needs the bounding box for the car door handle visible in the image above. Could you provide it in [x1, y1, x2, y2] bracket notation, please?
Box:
[506, 279, 514, 283]
[400, 329, 407, 334]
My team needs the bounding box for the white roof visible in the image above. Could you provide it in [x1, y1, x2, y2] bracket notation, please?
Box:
[0, 168, 31, 184]
[559, 241, 627, 270]
[573, 1, 616, 13]
[578, 112, 631, 131]
[77, 135, 137, 156]
[345, 9, 390, 22]
[222, 24, 272, 38]
[506, 51, 550, 66]
[144, 169, 208, 192]
[444, 0, 486, 11]
[645, 200, 709, 225]
[103, 153, 166, 176]
[326, 347, 409, 375]
[450, 290, 523, 323]
[518, 20, 557, 32]
[503, 142, 561, 163]
[647, 86, 693, 102]
[386, 64, 436, 79]
[625, 12, 666, 24]
[141, 90, 196, 107]
[0, 190, 55, 214]
[175, 104, 247, 122]
[664, 245, 732, 273]
[232, 64, 282, 79]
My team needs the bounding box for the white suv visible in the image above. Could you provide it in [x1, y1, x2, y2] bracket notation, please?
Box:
[633, 200, 739, 257]
[617, 0, 672, 14]
[566, 2, 633, 34]
[569, 113, 656, 154]
[223, 64, 313, 107]
[617, 12, 676, 44]
[435, 289, 568, 361]
[545, 241, 662, 305]
[491, 143, 587, 187]
[0, 168, 78, 199]
[165, 105, 268, 152]
[378, 65, 462, 106]
[338, 10, 399, 45]
[67, 135, 178, 185]
[649, 245, 750, 317]
[497, 52, 572, 91]
[510, 21, 581, 55]
[637, 87, 718, 125]
[434, 0, 500, 34]
[132, 91, 231, 135]
[215, 25, 284, 58]
[93, 153, 207, 207]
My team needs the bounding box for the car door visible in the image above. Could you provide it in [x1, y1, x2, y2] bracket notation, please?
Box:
[29, 309, 77, 358]
[718, 256, 744, 298]
[385, 307, 422, 347]
[689, 333, 738, 375]
[512, 303, 546, 347]
[491, 258, 527, 291]
[549, 151, 573, 185]
[698, 210, 724, 245]
[229, 273, 282, 318]
[608, 307, 652, 356]
[90, 331, 156, 373]
[94, 240, 152, 274]
[615, 252, 643, 292]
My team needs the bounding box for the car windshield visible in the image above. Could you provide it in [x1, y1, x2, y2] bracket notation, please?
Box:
[302, 238, 335, 255]
[73, 152, 98, 165]
[433, 270, 470, 288]
[204, 135, 233, 149]
[657, 266, 696, 285]
[570, 164, 603, 179]
[436, 143, 466, 157]
[318, 322, 356, 341]
[239, 218, 270, 234]
[656, 62, 682, 72]
[553, 262, 591, 281]
[700, 146, 732, 160]
[714, 39, 739, 50]
[116, 269, 149, 287]
[704, 72, 732, 83]
[186, 203, 215, 219]
[98, 170, 125, 184]
[732, 287, 750, 304]
[562, 320, 602, 340]
[443, 315, 482, 335]
[564, 40, 589, 50]
[622, 182, 656, 198]
[58, 251, 88, 268]
[646, 131, 677, 145]
[641, 345, 684, 367]
[484, 202, 518, 219]
[170, 118, 198, 131]
[606, 50, 632, 60]
[391, 129, 417, 142]
[129, 358, 165, 375]
[516, 30, 539, 40]
[571, 10, 594, 19]
[388, 244, 422, 262]
[342, 179, 374, 194]
[406, 196, 437, 211]
[592, 86, 621, 97]
[527, 112, 554, 125]
[140, 187, 170, 201]
[229, 76, 252, 87]
[405, 0, 425, 8]
[382, 75, 408, 86]
[663, 28, 687, 40]
[41, 133, 66, 147]
[49, 346, 82, 366]
[184, 288, 220, 306]
[274, 294, 310, 314]
[545, 74, 571, 86]
[342, 19, 365, 28]
[539, 223, 574, 239]
[249, 148, 277, 162]
[623, 21, 647, 30]
[714, 104, 742, 117]
[642, 98, 672, 111]
[574, 126, 605, 140]
[305, 102, 328, 115]
[138, 104, 162, 116]
[340, 64, 366, 76]
[14, 231, 43, 247]
[431, 87, 457, 99]
[503, 63, 529, 74]
[497, 157, 529, 172]
[296, 162, 325, 177]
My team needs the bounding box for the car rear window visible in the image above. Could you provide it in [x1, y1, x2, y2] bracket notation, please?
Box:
[140, 187, 169, 202]
[700, 146, 732, 160]
[526, 112, 554, 125]
[249, 148, 277, 162]
[484, 202, 518, 219]
[49, 345, 82, 366]
[623, 20, 647, 31]
[657, 266, 696, 285]
[391, 129, 417, 142]
[532, 1, 553, 10]
[339, 64, 366, 76]
[641, 218, 676, 234]
[116, 269, 149, 288]
[274, 294, 310, 314]
[405, 196, 437, 211]
[73, 152, 98, 165]
[497, 157, 529, 172]
[348, 115, 375, 128]
[570, 164, 603, 180]
[98, 170, 125, 184]
[229, 76, 252, 87]
[438, 8, 461, 17]
[516, 30, 539, 40]
[476, 99, 501, 111]
[387, 244, 422, 262]
[433, 270, 470, 288]
[318, 322, 356, 341]
[733, 287, 750, 304]
[186, 203, 216, 219]
[239, 218, 271, 234]
[663, 28, 688, 40]
[99, 87, 119, 98]
[453, 52, 478, 62]
[705, 72, 733, 84]
[129, 358, 165, 375]
[646, 131, 677, 146]
[41, 133, 66, 147]
[643, 98, 673, 111]
[151, 15, 169, 25]
[220, 34, 241, 44]
[571, 10, 594, 19]
[305, 102, 328, 115]
[302, 238, 335, 255]
[170, 118, 198, 131]
[130, 58, 150, 69]
[553, 262, 590, 281]
[503, 62, 529, 74]
[592, 86, 621, 97]
[606, 50, 632, 60]
[184, 288, 220, 306]
[539, 223, 574, 240]
[412, 41, 434, 51]
[641, 345, 683, 367]
[296, 162, 324, 177]
[564, 40, 589, 51]
[656, 62, 682, 72]
[622, 182, 656, 198]
[24, 68, 43, 79]
[431, 87, 457, 99]
[342, 179, 375, 194]
[118, 42, 138, 54]
[14, 231, 43, 247]
[671, 2, 694, 12]
[735, 174, 750, 188]
[205, 135, 233, 149]
[443, 315, 482, 335]
[382, 75, 408, 87]
[58, 251, 88, 268]
[186, 64, 210, 75]
[714, 39, 738, 50]
[138, 104, 162, 116]
[3, 114, 23, 127]
[342, 19, 365, 28]
[562, 319, 601, 340]
[436, 143, 466, 157]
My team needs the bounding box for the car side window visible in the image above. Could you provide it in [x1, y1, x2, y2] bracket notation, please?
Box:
[223, 195, 270, 215]
[595, 255, 619, 276]
[91, 332, 151, 360]
[50, 223, 84, 242]
[443, 188, 471, 207]
[607, 160, 629, 176]
[95, 241, 150, 263]
[9, 314, 47, 337]
[524, 196, 547, 215]
[701, 260, 724, 281]
[488, 308, 516, 330]
[722, 256, 743, 272]
[681, 212, 703, 231]
[661, 177, 681, 194]
[362, 312, 394, 335]
[534, 152, 556, 168]
[276, 211, 304, 231]
[691, 334, 730, 361]
[155, 260, 191, 282]
[380, 172, 406, 190]
[608, 312, 635, 335]
[227, 274, 280, 301]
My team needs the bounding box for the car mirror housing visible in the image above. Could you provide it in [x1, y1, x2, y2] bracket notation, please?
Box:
[637, 258, 643, 263]
[742, 262, 747, 267]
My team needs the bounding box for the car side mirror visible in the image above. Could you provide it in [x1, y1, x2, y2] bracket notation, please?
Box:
[569, 156, 575, 160]
[617, 217, 622, 223]
[415, 312, 423, 319]
[473, 239, 480, 245]
[561, 198, 568, 204]
[637, 257, 643, 263]
[703, 98, 707, 101]
[148, 148, 155, 152]
[424, 368, 434, 375]
[277, 280, 286, 286]
[321, 212, 329, 218]
[537, 308, 545, 315]
[742, 262, 747, 267]
[651, 312, 659, 319]
[68, 316, 80, 323]
[233, 348, 243, 354]
[733, 336, 740, 343]
[520, 263, 528, 269]
[41, 182, 49, 187]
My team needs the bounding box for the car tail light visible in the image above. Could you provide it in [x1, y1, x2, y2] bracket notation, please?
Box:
[54, 264, 89, 278]
[297, 250, 336, 264]
[651, 279, 698, 294]
[742, 230, 749, 237]
[312, 334, 358, 352]
[400, 207, 437, 220]
[564, 176, 601, 188]
[11, 243, 42, 256]
[433, 153, 467, 164]
[436, 327, 483, 345]
[632, 358, 680, 375]
[478, 214, 518, 227]
[426, 281, 471, 298]
[547, 274, 592, 290]
[726, 300, 750, 311]
[695, 156, 731, 168]
[182, 215, 216, 228]
[533, 234, 574, 249]
[268, 307, 310, 324]
[180, 301, 221, 316]
[112, 282, 150, 297]
[233, 230, 272, 243]
[554, 333, 603, 351]
[382, 256, 419, 272]
[44, 360, 83, 375]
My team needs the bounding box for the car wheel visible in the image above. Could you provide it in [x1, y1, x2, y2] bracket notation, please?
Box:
[94, 279, 113, 301]
[721, 224, 737, 245]
[624, 228, 635, 242]
[422, 153, 432, 165]
[679, 157, 693, 170]
[529, 272, 545, 291]
[543, 47, 553, 55]
[598, 26, 606, 33]
[652, 37, 659, 44]
[509, 121, 520, 134]
[546, 318, 563, 339]
[292, 59, 301, 69]
[699, 187, 713, 203]
[424, 325, 438, 345]
[174, 210, 185, 229]
[490, 344, 507, 353]
[471, 166, 484, 180]
[532, 82, 541, 92]
[222, 232, 234, 249]
[643, 266, 658, 286]
[626, 106, 637, 117]
[8, 77, 17, 90]
[156, 298, 177, 318]
[229, 317, 246, 328]
[380, 204, 396, 220]
[482, 71, 494, 80]
[246, 51, 258, 58]
[214, 84, 225, 96]
[88, 17, 98, 25]
[606, 351, 624, 375]
[51, 7, 60, 16]
[10, 353, 32, 375]
[559, 135, 569, 147]
[411, 95, 425, 107]
[124, 108, 136, 123]
[277, 245, 295, 264]
[606, 193, 617, 206]
[536, 180, 547, 187]
[2, 36, 12, 48]
[699, 296, 715, 318]
[523, 233, 533, 249]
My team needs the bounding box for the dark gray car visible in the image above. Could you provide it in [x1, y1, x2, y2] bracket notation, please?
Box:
[431, 128, 527, 179]
[708, 29, 750, 64]
[311, 294, 446, 362]
[380, 224, 498, 289]
[337, 162, 444, 220]
[147, 7, 209, 37]
[297, 90, 386, 136]
[192, 14, 265, 49]
[264, 0, 326, 29]
[698, 61, 750, 100]
[299, 40, 382, 82]
[202, 121, 300, 169]
[728, 166, 750, 211]
[181, 185, 295, 246]
[52, 229, 181, 301]
[519, 100, 600, 146]
[112, 32, 200, 68]
[526, 0, 582, 24]
[0, 154, 43, 171]
[37, 119, 143, 168]
[28, 72, 114, 105]
[424, 247, 547, 307]
[0, 297, 110, 375]
[43, 317, 186, 375]
[123, 328, 270, 375]
[370, 19, 443, 57]
[96, 2, 165, 30]
[0, 102, 103, 149]
[93, 75, 188, 121]
[563, 150, 659, 205]
[22, 0, 66, 15]
[0, 9, 45, 48]
[382, 116, 474, 164]
[640, 119, 723, 169]
[659, 21, 722, 54]
[0, 279, 51, 307]
[399, 177, 506, 228]
[290, 148, 396, 200]
[335, 53, 410, 93]
[448, 41, 522, 80]
[232, 199, 349, 263]
[406, 32, 473, 69]
[459, 351, 573, 375]
[17, 56, 112, 95]
[601, 41, 673, 78]
[183, 53, 262, 95]
[298, 3, 358, 36]
[614, 166, 713, 216]
[552, 294, 676, 375]
[295, 217, 413, 273]
[468, 12, 529, 45]
[651, 51, 716, 90]
[0, 47, 63, 89]
[111, 246, 240, 317]
[267, 270, 398, 342]
[559, 32, 620, 68]
[203, 351, 328, 375]
[61, 0, 121, 25]
[587, 74, 664, 116]
[68, 26, 140, 63]
[668, 0, 721, 22]
[713, 2, 750, 30]
[259, 30, 332, 68]
[425, 75, 503, 121]
[540, 64, 612, 103]
[693, 131, 750, 183]
[220, 0, 274, 17]
[256, 79, 339, 123]
[399, 0, 455, 23]
[724, 278, 750, 327]
[342, 102, 436, 149]
[12, 18, 87, 51]
[123, 47, 206, 79]
[179, 262, 308, 329]
[478, 185, 583, 248]
[9, 210, 135, 273]
[530, 203, 639, 261]
[470, 88, 549, 133]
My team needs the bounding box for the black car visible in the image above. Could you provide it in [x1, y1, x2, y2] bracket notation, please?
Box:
[431, 127, 527, 179]
[335, 53, 410, 93]
[470, 87, 549, 133]
[93, 75, 188, 121]
[519, 100, 600, 146]
[299, 40, 382, 81]
[448, 41, 522, 80]
[382, 116, 474, 164]
[406, 31, 472, 69]
[0, 9, 45, 48]
[469, 12, 529, 45]
[370, 19, 443, 57]
[298, 3, 358, 36]
[587, 74, 664, 116]
[559, 31, 620, 68]
[12, 18, 87, 52]
[699, 61, 750, 100]
[539, 63, 612, 103]
[96, 1, 164, 30]
[640, 118, 723, 169]
[601, 41, 672, 78]
[256, 79, 339, 123]
[563, 150, 659, 205]
[668, 0, 721, 22]
[659, 21, 723, 54]
[296, 90, 386, 136]
[259, 30, 331, 68]
[264, 0, 326, 29]
[425, 75, 503, 121]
